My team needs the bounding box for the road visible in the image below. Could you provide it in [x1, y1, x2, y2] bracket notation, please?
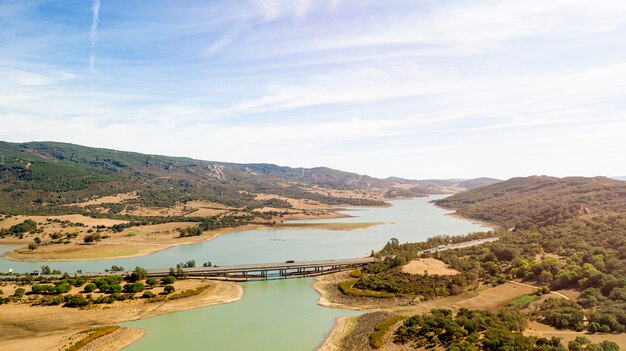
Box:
[418, 237, 500, 255]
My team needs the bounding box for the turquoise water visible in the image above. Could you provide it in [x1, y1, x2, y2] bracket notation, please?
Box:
[0, 196, 487, 274]
[123, 279, 361, 351]
[0, 196, 489, 350]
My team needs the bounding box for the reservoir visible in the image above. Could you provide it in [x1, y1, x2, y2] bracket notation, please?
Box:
[0, 196, 488, 350]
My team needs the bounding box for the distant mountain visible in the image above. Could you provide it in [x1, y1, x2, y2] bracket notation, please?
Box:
[612, 176, 626, 181]
[0, 141, 494, 215]
[385, 176, 501, 193]
[435, 175, 626, 228]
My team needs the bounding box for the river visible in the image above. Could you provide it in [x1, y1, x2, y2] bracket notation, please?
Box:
[0, 196, 488, 350]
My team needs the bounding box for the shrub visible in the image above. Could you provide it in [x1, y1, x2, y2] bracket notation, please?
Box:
[162, 276, 176, 284]
[350, 269, 363, 278]
[164, 285, 175, 294]
[370, 315, 405, 349]
[83, 283, 97, 293]
[142, 291, 156, 298]
[123, 282, 145, 293]
[338, 280, 394, 298]
[64, 294, 89, 308]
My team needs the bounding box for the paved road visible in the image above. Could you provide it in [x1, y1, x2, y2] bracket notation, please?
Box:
[418, 237, 499, 255]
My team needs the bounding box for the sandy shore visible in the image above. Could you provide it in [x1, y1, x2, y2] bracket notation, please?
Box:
[1, 224, 266, 262]
[0, 279, 243, 351]
[317, 316, 358, 351]
[441, 209, 501, 231]
[1, 209, 374, 262]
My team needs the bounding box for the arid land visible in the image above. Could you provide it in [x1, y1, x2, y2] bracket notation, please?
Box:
[0, 191, 393, 262]
[0, 279, 243, 351]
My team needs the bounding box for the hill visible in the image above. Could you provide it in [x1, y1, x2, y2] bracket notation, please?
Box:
[434, 176, 626, 228]
[328, 175, 626, 349]
[0, 141, 497, 216]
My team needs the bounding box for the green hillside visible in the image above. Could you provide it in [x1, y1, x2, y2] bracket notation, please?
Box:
[0, 141, 393, 215]
[435, 176, 626, 229]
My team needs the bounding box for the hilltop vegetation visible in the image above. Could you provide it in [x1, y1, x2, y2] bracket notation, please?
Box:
[0, 141, 383, 215]
[0, 141, 498, 217]
[435, 176, 626, 228]
[329, 176, 626, 349]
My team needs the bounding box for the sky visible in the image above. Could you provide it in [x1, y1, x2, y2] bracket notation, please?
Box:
[0, 0, 625, 180]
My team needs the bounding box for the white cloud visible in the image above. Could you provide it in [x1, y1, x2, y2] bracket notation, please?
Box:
[1, 0, 625, 179]
[90, 0, 101, 71]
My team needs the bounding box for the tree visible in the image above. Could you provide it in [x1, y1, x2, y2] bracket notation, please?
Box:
[110, 265, 125, 272]
[34, 237, 41, 245]
[129, 266, 147, 282]
[14, 288, 25, 299]
[83, 233, 102, 243]
[28, 242, 38, 251]
[175, 267, 188, 279]
[40, 265, 51, 275]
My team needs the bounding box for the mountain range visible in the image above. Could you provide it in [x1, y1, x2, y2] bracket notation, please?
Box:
[0, 141, 500, 215]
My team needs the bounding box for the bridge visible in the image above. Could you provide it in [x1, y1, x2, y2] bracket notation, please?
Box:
[145, 257, 377, 281]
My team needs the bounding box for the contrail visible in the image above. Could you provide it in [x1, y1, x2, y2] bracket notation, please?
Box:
[90, 0, 101, 71]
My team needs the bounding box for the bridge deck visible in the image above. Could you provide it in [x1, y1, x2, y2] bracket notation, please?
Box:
[146, 257, 376, 277]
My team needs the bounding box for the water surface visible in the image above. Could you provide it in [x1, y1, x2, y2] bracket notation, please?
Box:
[0, 196, 489, 351]
[0, 196, 487, 273]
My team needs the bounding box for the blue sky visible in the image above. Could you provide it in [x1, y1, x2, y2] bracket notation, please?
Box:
[1, 0, 625, 179]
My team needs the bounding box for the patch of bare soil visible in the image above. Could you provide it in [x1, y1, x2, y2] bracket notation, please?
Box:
[525, 321, 626, 348]
[401, 258, 459, 276]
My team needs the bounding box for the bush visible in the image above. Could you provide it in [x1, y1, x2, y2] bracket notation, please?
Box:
[350, 269, 363, 278]
[13, 288, 25, 298]
[162, 276, 176, 284]
[141, 291, 156, 298]
[338, 280, 394, 298]
[55, 283, 71, 294]
[164, 285, 175, 294]
[123, 282, 145, 293]
[145, 277, 157, 286]
[370, 315, 405, 349]
[64, 294, 90, 308]
[83, 283, 97, 293]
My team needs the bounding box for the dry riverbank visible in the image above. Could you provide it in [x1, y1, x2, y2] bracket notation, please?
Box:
[0, 279, 243, 351]
[1, 217, 381, 262]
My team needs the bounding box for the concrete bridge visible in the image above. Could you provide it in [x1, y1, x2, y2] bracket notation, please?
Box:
[146, 257, 377, 281]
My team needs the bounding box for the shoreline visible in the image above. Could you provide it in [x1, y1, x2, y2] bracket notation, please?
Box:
[0, 279, 244, 351]
[0, 213, 372, 263]
[433, 202, 501, 231]
[1, 224, 267, 262]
